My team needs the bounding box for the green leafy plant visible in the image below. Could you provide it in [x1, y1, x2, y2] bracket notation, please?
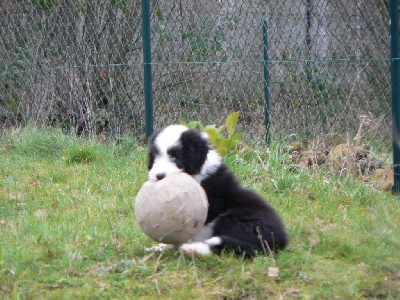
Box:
[179, 112, 243, 158]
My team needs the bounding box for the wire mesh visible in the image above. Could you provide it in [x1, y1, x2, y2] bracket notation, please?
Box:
[0, 0, 393, 160]
[1, 1, 145, 138]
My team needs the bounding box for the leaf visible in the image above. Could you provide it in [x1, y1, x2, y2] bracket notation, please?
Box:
[179, 112, 243, 158]
[216, 125, 225, 134]
[205, 128, 218, 146]
[35, 209, 46, 218]
[187, 121, 204, 130]
[225, 133, 243, 150]
[218, 138, 232, 157]
[226, 112, 240, 136]
[229, 132, 244, 142]
[178, 119, 189, 127]
[155, 7, 163, 21]
[204, 124, 218, 131]
[308, 233, 319, 246]
[298, 157, 311, 170]
[8, 193, 25, 202]
[8, 193, 18, 200]
[268, 267, 279, 278]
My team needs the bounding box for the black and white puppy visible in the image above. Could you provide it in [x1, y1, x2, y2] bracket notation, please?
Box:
[148, 125, 288, 256]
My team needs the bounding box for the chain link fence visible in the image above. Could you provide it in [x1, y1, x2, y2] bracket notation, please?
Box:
[1, 1, 145, 137]
[0, 1, 394, 157]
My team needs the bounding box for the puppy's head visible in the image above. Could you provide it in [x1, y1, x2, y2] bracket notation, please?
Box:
[148, 125, 221, 182]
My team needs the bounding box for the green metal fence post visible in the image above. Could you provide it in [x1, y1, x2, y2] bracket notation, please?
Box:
[306, 0, 312, 82]
[141, 0, 153, 140]
[390, 0, 400, 193]
[263, 19, 270, 143]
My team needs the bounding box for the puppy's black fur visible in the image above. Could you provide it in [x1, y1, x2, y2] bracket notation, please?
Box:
[148, 128, 288, 256]
[200, 164, 288, 254]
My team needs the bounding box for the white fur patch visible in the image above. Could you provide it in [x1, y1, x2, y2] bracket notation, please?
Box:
[204, 236, 222, 246]
[179, 242, 212, 256]
[193, 149, 222, 183]
[148, 155, 182, 181]
[179, 237, 222, 256]
[154, 125, 188, 154]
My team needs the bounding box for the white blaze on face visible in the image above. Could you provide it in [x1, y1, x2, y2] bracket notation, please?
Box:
[148, 125, 188, 181]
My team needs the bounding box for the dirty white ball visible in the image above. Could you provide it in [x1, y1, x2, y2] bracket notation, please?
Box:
[134, 173, 208, 245]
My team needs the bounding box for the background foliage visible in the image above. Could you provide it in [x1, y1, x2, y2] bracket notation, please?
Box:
[0, 0, 393, 155]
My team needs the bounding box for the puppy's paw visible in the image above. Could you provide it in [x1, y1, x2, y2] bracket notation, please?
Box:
[180, 242, 212, 256]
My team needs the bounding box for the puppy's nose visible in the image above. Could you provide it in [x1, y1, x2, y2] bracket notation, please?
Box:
[156, 173, 166, 181]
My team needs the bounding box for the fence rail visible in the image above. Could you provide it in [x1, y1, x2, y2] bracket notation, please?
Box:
[1, 0, 399, 188]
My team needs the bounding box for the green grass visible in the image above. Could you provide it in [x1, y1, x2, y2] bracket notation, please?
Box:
[0, 128, 399, 299]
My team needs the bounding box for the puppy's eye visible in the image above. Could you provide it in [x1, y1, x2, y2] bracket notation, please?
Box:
[167, 148, 181, 160]
[169, 155, 181, 164]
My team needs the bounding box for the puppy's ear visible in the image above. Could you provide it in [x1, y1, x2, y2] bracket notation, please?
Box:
[180, 129, 209, 175]
[147, 129, 161, 170]
[147, 129, 162, 147]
